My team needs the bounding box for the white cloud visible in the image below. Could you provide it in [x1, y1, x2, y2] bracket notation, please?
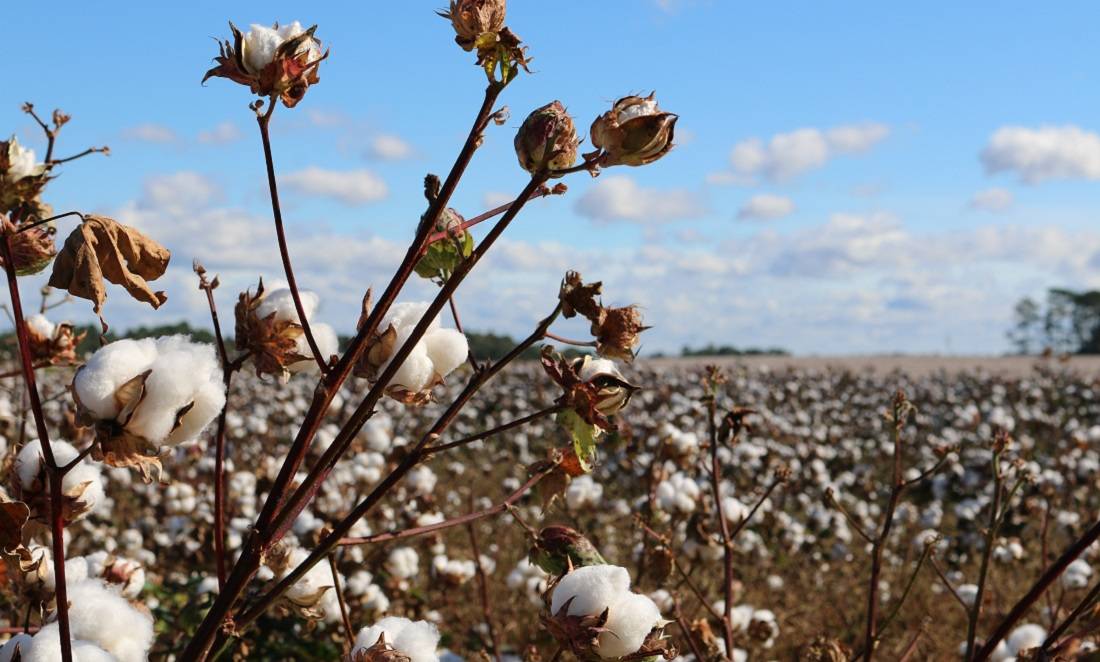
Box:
[120, 123, 178, 144]
[281, 167, 388, 205]
[367, 134, 414, 160]
[969, 187, 1014, 212]
[574, 176, 707, 223]
[981, 125, 1100, 183]
[482, 191, 514, 209]
[139, 172, 222, 212]
[737, 194, 795, 220]
[723, 123, 890, 182]
[197, 122, 242, 145]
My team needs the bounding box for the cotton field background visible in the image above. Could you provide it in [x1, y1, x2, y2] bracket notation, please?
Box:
[2, 351, 1100, 659]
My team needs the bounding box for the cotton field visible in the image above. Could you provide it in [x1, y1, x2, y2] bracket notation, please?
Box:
[0, 355, 1098, 659]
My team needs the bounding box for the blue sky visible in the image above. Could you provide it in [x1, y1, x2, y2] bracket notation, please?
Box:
[5, 1, 1100, 354]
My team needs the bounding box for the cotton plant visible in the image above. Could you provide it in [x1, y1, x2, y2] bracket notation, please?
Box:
[351, 616, 441, 662]
[545, 564, 668, 660]
[71, 335, 225, 480]
[355, 301, 470, 404]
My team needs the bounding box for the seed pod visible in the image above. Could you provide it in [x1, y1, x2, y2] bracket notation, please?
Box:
[515, 101, 579, 175]
[589, 93, 678, 167]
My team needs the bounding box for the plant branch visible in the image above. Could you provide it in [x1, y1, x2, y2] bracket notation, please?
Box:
[424, 403, 564, 456]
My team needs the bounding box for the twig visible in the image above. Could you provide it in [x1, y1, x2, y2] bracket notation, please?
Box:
[467, 506, 502, 662]
[542, 331, 596, 348]
[424, 403, 564, 456]
[328, 553, 355, 656]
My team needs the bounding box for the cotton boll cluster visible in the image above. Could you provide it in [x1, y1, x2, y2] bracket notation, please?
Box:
[353, 616, 441, 662]
[431, 554, 476, 586]
[548, 564, 663, 659]
[14, 439, 105, 522]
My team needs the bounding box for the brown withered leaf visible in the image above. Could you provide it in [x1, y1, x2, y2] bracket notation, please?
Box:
[48, 215, 170, 315]
[559, 271, 602, 320]
[0, 500, 30, 553]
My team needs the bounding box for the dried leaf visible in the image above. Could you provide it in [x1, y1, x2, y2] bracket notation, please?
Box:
[48, 214, 170, 314]
[0, 500, 30, 553]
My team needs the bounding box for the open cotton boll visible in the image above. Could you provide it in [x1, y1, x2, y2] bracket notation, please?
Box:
[550, 564, 631, 617]
[22, 624, 116, 662]
[25, 314, 56, 339]
[125, 337, 224, 446]
[73, 338, 159, 420]
[15, 440, 105, 517]
[288, 321, 339, 375]
[53, 579, 154, 662]
[354, 616, 441, 662]
[598, 591, 661, 659]
[424, 328, 469, 378]
[1007, 623, 1046, 655]
[383, 327, 435, 391]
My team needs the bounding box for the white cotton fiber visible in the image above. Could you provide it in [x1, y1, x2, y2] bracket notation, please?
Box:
[25, 314, 55, 339]
[384, 327, 435, 392]
[578, 357, 621, 382]
[384, 302, 441, 334]
[599, 591, 661, 659]
[125, 337, 223, 445]
[73, 338, 158, 420]
[1007, 623, 1046, 655]
[354, 616, 441, 662]
[386, 547, 420, 580]
[424, 328, 469, 378]
[255, 288, 319, 324]
[49, 579, 153, 662]
[22, 624, 116, 662]
[550, 564, 631, 617]
[15, 440, 104, 516]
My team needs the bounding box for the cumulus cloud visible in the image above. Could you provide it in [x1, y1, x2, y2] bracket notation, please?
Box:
[574, 176, 707, 223]
[121, 123, 178, 144]
[737, 194, 795, 220]
[367, 134, 414, 161]
[139, 172, 222, 212]
[482, 191, 514, 209]
[281, 167, 388, 205]
[197, 122, 241, 145]
[969, 187, 1014, 212]
[722, 123, 890, 182]
[981, 125, 1100, 183]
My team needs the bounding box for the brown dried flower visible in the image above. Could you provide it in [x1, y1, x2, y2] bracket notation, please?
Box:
[203, 22, 327, 108]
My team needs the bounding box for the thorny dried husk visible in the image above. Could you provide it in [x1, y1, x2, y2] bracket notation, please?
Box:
[557, 271, 649, 362]
[559, 271, 603, 321]
[203, 22, 328, 108]
[352, 295, 444, 405]
[235, 279, 311, 383]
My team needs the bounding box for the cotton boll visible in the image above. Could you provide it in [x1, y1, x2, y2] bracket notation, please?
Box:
[424, 329, 469, 378]
[312, 322, 339, 361]
[72, 338, 158, 420]
[1007, 623, 1046, 655]
[385, 332, 435, 392]
[126, 337, 222, 445]
[57, 579, 154, 662]
[354, 616, 441, 662]
[599, 591, 661, 659]
[386, 547, 419, 580]
[15, 440, 105, 518]
[957, 584, 979, 609]
[25, 314, 55, 339]
[550, 564, 631, 617]
[407, 466, 437, 496]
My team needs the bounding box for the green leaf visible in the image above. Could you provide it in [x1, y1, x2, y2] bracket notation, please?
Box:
[556, 409, 601, 473]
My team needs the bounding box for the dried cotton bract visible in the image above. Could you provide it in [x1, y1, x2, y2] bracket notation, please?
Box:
[72, 335, 226, 480]
[235, 282, 339, 381]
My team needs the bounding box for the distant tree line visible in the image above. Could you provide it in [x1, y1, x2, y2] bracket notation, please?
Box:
[1009, 288, 1100, 355]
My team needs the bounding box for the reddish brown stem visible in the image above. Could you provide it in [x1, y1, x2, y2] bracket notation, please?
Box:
[423, 403, 564, 456]
[328, 553, 355, 656]
[0, 233, 72, 662]
[256, 103, 328, 374]
[705, 396, 736, 660]
[467, 506, 502, 662]
[543, 331, 596, 347]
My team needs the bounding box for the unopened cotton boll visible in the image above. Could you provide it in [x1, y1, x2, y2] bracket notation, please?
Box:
[354, 616, 441, 662]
